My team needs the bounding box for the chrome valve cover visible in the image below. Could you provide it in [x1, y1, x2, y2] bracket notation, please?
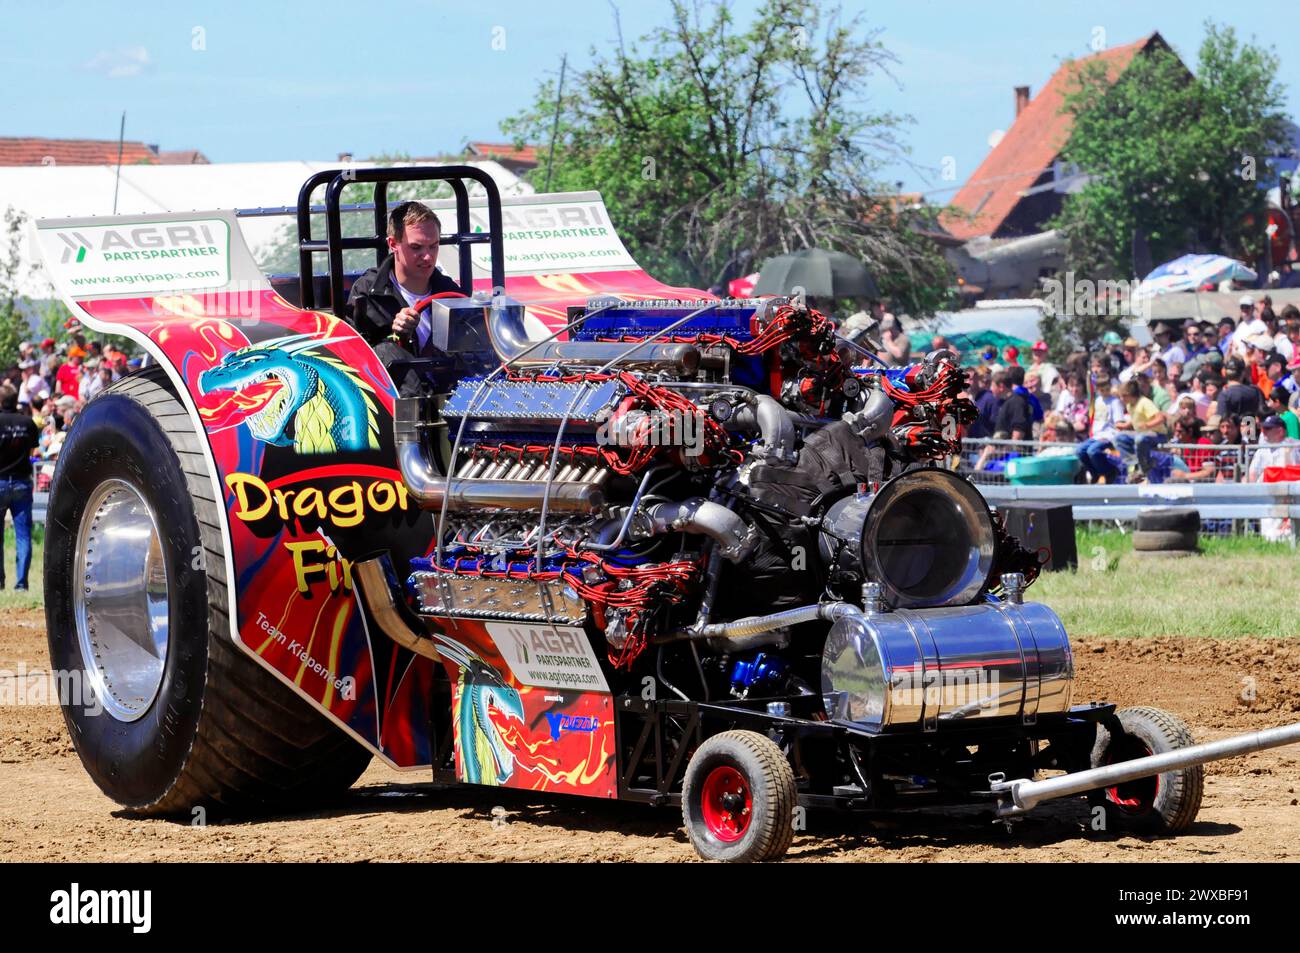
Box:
[442, 376, 624, 430]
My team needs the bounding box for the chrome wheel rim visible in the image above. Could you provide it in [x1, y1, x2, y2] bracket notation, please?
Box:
[73, 479, 170, 722]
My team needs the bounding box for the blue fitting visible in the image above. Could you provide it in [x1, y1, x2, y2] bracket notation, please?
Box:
[729, 652, 788, 696]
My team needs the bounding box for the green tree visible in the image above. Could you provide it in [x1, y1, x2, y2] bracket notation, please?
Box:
[1053, 23, 1290, 280]
[502, 0, 954, 315]
[0, 206, 32, 369]
[38, 298, 71, 343]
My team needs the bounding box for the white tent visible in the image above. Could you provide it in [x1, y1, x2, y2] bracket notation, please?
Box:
[0, 159, 532, 297]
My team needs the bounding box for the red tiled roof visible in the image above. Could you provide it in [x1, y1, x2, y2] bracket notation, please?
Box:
[157, 149, 209, 165]
[466, 141, 539, 165]
[0, 136, 161, 166]
[943, 34, 1163, 240]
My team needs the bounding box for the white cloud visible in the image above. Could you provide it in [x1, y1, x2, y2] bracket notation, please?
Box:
[83, 46, 151, 79]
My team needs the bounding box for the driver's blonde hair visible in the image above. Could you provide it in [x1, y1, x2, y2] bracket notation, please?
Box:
[388, 201, 441, 241]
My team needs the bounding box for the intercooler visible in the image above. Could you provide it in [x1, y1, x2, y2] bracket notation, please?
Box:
[409, 571, 587, 625]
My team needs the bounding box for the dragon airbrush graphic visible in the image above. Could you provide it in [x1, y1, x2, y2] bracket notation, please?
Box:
[198, 333, 382, 454]
[435, 634, 525, 787]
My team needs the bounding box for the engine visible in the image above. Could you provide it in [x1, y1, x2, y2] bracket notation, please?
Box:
[394, 293, 1071, 728]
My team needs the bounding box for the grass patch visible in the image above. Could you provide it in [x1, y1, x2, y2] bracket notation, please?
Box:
[0, 522, 1289, 638]
[0, 523, 44, 612]
[1033, 528, 1297, 639]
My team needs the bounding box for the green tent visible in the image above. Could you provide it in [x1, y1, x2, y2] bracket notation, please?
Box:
[907, 329, 1032, 367]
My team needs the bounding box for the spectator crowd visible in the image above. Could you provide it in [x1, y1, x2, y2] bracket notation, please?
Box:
[0, 332, 144, 589]
[954, 294, 1300, 486]
[838, 295, 1300, 491]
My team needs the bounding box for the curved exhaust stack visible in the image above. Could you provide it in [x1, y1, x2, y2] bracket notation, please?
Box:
[732, 395, 796, 463]
[644, 498, 757, 561]
[394, 397, 604, 512]
[353, 556, 442, 662]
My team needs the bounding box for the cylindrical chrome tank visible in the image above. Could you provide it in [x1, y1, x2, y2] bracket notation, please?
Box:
[821, 601, 1073, 731]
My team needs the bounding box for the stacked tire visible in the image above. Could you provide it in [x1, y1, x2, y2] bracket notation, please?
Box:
[1132, 507, 1200, 558]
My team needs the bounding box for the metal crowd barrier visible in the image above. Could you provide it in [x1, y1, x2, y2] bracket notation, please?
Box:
[974, 480, 1300, 520]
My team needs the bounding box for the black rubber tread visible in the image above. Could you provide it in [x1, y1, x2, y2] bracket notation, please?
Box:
[681, 729, 798, 862]
[1135, 507, 1201, 534]
[1131, 549, 1199, 559]
[1090, 706, 1204, 834]
[48, 366, 371, 815]
[1131, 528, 1199, 552]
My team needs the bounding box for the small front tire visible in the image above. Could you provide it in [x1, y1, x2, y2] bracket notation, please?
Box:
[682, 730, 797, 862]
[1090, 706, 1203, 834]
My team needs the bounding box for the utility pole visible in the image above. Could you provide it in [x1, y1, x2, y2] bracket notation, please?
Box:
[543, 54, 567, 193]
[112, 111, 126, 214]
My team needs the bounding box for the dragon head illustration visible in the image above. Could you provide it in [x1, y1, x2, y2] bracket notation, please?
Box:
[198, 334, 381, 454]
[435, 634, 526, 786]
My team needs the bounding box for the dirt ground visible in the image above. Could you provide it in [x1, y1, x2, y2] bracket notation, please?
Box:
[2, 606, 1298, 862]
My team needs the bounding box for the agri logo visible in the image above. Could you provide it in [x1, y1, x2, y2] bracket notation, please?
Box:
[55, 223, 219, 263]
[544, 712, 600, 741]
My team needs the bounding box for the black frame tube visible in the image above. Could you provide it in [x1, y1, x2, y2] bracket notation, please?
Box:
[295, 165, 507, 316]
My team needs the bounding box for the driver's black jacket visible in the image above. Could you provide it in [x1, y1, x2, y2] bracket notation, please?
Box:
[345, 254, 463, 347]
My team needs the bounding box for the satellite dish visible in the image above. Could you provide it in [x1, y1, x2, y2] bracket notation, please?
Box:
[987, 129, 1005, 149]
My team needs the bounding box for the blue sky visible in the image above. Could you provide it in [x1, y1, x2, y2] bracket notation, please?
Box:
[1, 0, 1295, 195]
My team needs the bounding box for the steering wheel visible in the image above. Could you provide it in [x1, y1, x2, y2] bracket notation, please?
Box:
[412, 290, 469, 312]
[390, 291, 469, 345]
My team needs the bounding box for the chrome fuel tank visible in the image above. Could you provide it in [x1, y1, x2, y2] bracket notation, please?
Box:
[821, 601, 1073, 731]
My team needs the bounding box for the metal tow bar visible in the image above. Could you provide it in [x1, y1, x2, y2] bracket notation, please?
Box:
[991, 721, 1300, 816]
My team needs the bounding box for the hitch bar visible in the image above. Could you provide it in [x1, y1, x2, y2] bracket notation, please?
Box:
[992, 721, 1300, 816]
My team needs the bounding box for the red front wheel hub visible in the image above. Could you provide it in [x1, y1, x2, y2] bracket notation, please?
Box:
[700, 765, 752, 842]
[1106, 742, 1158, 813]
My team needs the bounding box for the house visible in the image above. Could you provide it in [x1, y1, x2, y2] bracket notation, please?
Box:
[464, 141, 539, 175]
[0, 136, 209, 166]
[943, 32, 1175, 242]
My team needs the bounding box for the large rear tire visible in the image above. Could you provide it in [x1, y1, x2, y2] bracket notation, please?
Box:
[46, 367, 371, 815]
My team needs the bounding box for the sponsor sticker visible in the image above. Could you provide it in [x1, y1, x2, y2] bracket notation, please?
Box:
[484, 622, 611, 692]
[435, 200, 637, 274]
[38, 217, 231, 295]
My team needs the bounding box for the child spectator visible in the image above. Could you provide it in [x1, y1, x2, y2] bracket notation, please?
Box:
[1114, 379, 1168, 477]
[1163, 415, 1215, 482]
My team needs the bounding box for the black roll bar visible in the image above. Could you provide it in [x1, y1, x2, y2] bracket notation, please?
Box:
[295, 165, 506, 317]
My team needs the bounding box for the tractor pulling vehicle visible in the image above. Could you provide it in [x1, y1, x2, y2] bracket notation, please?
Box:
[36, 167, 1300, 861]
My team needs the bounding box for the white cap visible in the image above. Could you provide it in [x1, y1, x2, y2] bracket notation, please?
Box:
[1239, 294, 1255, 308]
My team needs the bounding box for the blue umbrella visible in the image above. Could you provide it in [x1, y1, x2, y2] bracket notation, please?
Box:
[1137, 254, 1257, 299]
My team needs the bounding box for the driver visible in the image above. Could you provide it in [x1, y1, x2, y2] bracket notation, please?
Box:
[346, 200, 463, 397]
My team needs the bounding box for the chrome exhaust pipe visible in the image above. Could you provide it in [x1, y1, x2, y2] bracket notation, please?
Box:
[644, 498, 758, 562]
[353, 557, 442, 662]
[732, 394, 796, 463]
[698, 600, 861, 640]
[993, 721, 1300, 815]
[395, 398, 604, 512]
